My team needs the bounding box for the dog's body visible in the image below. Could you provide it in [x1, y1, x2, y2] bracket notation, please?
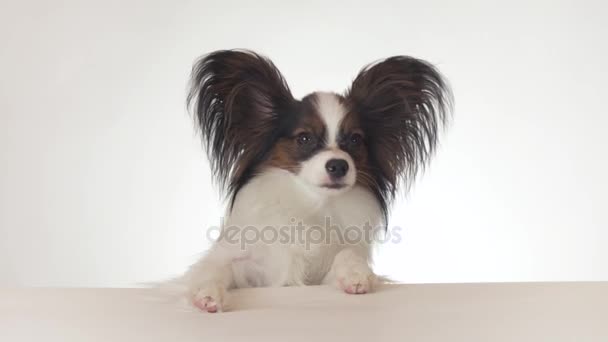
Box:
[182, 50, 451, 312]
[185, 169, 382, 312]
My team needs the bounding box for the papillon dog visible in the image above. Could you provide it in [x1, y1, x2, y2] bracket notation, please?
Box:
[182, 49, 451, 312]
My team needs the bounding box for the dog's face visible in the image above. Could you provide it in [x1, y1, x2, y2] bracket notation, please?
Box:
[264, 92, 362, 193]
[188, 50, 451, 219]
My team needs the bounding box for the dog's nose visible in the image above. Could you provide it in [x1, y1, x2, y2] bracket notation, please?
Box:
[325, 159, 349, 179]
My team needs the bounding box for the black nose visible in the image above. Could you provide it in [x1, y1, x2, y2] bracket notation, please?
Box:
[325, 159, 349, 179]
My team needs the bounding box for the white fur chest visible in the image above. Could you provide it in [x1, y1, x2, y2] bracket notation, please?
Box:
[224, 168, 383, 288]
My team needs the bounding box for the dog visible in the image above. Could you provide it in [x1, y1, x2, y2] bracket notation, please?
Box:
[182, 49, 451, 312]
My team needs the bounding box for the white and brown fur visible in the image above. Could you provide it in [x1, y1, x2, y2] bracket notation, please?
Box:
[182, 50, 451, 312]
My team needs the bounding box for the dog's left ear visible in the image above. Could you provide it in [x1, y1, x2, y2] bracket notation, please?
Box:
[187, 50, 295, 194]
[345, 56, 452, 197]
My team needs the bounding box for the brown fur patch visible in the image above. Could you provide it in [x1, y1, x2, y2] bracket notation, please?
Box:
[259, 93, 327, 174]
[264, 138, 301, 172]
[339, 109, 374, 192]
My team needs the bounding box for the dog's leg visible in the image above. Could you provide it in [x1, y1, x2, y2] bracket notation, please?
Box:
[323, 248, 376, 294]
[185, 248, 234, 313]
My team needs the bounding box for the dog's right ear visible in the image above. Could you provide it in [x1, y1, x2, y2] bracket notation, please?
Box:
[187, 49, 295, 192]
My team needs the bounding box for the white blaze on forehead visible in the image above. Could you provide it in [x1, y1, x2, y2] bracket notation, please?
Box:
[314, 92, 346, 146]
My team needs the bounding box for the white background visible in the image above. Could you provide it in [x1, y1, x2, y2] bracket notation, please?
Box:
[1, 0, 606, 287]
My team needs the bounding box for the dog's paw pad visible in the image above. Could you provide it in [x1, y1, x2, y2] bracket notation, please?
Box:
[193, 295, 219, 313]
[343, 282, 368, 294]
[192, 287, 225, 313]
[338, 269, 375, 295]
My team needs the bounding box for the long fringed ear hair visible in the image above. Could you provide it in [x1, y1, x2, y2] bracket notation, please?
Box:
[345, 56, 453, 221]
[187, 50, 295, 201]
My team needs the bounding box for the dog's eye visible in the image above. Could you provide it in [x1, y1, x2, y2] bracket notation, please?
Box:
[349, 133, 363, 145]
[296, 132, 314, 146]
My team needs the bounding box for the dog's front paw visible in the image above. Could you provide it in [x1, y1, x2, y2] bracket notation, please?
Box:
[336, 264, 376, 295]
[191, 283, 226, 313]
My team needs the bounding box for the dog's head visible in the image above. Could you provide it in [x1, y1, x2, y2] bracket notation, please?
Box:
[188, 50, 452, 219]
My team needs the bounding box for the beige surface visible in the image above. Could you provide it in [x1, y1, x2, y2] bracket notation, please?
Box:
[1, 283, 607, 341]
